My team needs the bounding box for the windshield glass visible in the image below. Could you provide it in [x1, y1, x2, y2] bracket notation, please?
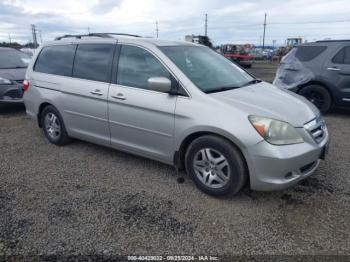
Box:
[0, 49, 31, 69]
[159, 45, 254, 93]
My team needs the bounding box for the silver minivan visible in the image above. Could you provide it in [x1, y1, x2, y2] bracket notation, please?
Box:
[23, 33, 329, 196]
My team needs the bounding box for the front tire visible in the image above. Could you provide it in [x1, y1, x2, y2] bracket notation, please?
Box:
[185, 135, 247, 196]
[41, 105, 71, 145]
[299, 85, 332, 114]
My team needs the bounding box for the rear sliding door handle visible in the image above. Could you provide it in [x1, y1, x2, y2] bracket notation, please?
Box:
[111, 93, 126, 100]
[90, 89, 103, 96]
[327, 67, 341, 71]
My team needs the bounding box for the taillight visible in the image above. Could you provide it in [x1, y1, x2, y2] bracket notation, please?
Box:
[23, 80, 30, 92]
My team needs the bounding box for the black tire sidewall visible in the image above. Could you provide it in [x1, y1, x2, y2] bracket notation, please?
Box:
[41, 106, 69, 145]
[299, 85, 332, 114]
[185, 136, 246, 196]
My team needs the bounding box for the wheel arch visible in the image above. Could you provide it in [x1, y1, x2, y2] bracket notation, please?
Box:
[175, 130, 249, 183]
[37, 102, 54, 127]
[298, 81, 334, 103]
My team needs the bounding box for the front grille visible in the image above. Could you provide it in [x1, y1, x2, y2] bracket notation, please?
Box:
[304, 118, 327, 143]
[3, 89, 22, 99]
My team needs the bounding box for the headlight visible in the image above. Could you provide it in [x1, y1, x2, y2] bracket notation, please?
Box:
[249, 115, 304, 145]
[0, 77, 12, 85]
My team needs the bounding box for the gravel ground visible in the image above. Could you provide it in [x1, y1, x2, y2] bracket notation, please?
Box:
[247, 61, 279, 83]
[1, 66, 350, 259]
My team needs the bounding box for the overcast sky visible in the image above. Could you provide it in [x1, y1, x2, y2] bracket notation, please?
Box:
[1, 0, 350, 46]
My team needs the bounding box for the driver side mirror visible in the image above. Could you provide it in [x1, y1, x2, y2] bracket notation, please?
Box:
[148, 77, 172, 93]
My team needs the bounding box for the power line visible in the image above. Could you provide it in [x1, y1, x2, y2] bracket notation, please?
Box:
[208, 19, 350, 30]
[268, 19, 350, 25]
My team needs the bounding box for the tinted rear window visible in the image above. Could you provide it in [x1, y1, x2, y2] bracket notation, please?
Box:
[295, 46, 327, 62]
[73, 44, 115, 82]
[34, 45, 76, 76]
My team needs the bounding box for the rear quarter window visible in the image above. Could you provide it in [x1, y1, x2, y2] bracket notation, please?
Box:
[332, 46, 350, 64]
[295, 46, 327, 62]
[34, 45, 76, 76]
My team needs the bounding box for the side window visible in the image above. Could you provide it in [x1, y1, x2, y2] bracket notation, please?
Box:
[332, 46, 350, 65]
[117, 45, 171, 91]
[34, 45, 76, 76]
[73, 44, 115, 82]
[345, 47, 350, 64]
[295, 46, 327, 62]
[332, 48, 345, 64]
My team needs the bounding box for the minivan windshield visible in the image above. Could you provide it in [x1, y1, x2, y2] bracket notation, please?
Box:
[160, 45, 255, 93]
[0, 49, 31, 69]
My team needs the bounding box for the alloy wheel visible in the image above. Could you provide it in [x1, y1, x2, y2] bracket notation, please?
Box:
[44, 112, 61, 140]
[193, 148, 230, 189]
[304, 90, 325, 109]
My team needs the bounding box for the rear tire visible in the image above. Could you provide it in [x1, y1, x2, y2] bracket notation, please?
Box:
[185, 135, 247, 196]
[299, 85, 332, 114]
[40, 105, 71, 145]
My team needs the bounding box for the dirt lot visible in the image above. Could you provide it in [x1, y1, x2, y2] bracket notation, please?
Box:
[1, 63, 350, 259]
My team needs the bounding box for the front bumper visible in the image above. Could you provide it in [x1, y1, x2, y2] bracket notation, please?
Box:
[247, 121, 329, 191]
[0, 83, 24, 105]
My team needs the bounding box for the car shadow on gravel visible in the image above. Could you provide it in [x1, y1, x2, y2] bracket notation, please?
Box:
[0, 104, 25, 117]
[54, 138, 340, 209]
[328, 107, 350, 116]
[232, 172, 339, 208]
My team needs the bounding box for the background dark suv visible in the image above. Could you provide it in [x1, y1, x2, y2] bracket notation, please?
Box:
[0, 47, 30, 106]
[274, 40, 350, 113]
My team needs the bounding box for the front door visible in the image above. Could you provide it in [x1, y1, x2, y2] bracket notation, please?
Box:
[108, 44, 177, 163]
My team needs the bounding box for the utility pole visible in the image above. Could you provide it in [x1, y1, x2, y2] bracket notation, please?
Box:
[8, 33, 11, 44]
[88, 27, 90, 34]
[204, 13, 208, 36]
[262, 13, 267, 50]
[155, 21, 159, 38]
[39, 30, 43, 43]
[31, 24, 38, 48]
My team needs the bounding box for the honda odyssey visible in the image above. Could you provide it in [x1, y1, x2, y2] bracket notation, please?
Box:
[23, 33, 329, 196]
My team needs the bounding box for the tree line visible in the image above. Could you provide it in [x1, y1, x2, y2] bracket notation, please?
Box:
[0, 42, 36, 49]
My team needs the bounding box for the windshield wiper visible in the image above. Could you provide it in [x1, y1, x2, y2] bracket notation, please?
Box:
[205, 86, 240, 94]
[240, 79, 262, 87]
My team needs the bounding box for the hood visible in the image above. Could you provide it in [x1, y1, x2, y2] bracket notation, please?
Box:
[0, 68, 27, 81]
[209, 82, 319, 127]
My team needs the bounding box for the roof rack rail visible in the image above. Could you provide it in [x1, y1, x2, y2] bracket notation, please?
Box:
[99, 33, 141, 38]
[55, 33, 141, 40]
[316, 39, 350, 43]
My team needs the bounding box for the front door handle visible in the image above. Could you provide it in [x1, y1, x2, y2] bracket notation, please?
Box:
[327, 67, 341, 71]
[111, 93, 126, 100]
[90, 89, 103, 96]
